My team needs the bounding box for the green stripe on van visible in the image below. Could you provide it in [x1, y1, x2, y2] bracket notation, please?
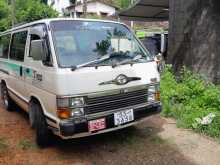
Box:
[0, 61, 34, 78]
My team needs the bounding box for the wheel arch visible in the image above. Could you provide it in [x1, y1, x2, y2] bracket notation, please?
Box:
[29, 95, 47, 115]
[1, 79, 7, 86]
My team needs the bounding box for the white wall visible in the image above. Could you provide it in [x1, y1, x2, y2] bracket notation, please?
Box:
[95, 2, 116, 16]
[69, 1, 116, 16]
[48, 0, 72, 15]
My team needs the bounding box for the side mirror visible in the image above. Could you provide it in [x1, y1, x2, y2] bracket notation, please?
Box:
[155, 53, 165, 73]
[30, 40, 46, 61]
[155, 53, 163, 62]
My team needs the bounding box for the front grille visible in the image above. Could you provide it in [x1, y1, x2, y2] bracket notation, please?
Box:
[84, 90, 148, 114]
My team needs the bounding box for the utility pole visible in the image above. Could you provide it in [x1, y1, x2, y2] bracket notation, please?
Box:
[130, 0, 134, 29]
[11, 0, 16, 27]
[83, 0, 87, 18]
[74, 0, 77, 18]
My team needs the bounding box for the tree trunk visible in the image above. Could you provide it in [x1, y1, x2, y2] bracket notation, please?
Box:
[168, 0, 220, 83]
[11, 0, 16, 27]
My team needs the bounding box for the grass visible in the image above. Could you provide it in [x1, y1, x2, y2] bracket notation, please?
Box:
[18, 139, 37, 150]
[0, 137, 8, 153]
[149, 136, 165, 145]
[161, 66, 220, 140]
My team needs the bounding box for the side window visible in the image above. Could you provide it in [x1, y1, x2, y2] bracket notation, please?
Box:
[0, 34, 11, 59]
[10, 31, 27, 62]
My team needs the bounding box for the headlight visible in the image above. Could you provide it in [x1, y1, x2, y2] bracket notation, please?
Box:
[57, 97, 85, 108]
[70, 97, 84, 107]
[57, 97, 85, 119]
[71, 108, 84, 117]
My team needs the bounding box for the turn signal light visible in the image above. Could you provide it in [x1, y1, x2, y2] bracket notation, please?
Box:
[57, 108, 71, 119]
[155, 91, 160, 101]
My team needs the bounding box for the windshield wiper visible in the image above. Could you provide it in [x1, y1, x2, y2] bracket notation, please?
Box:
[71, 54, 113, 71]
[112, 55, 143, 68]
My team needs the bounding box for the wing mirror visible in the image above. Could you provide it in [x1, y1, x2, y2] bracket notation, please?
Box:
[30, 39, 46, 61]
[155, 53, 162, 62]
[155, 53, 165, 73]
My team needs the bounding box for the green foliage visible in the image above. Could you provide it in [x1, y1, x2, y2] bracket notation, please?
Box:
[40, 0, 48, 4]
[161, 66, 220, 139]
[0, 0, 58, 32]
[15, 0, 58, 23]
[0, 137, 8, 153]
[18, 139, 37, 150]
[0, 0, 11, 31]
[113, 0, 132, 9]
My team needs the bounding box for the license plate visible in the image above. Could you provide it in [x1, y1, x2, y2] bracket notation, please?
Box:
[88, 118, 106, 132]
[114, 109, 134, 126]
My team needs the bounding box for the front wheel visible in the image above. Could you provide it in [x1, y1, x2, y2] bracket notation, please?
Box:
[34, 102, 51, 147]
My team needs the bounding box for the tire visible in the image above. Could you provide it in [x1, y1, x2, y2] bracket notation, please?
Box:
[34, 102, 51, 147]
[28, 100, 36, 129]
[1, 83, 14, 111]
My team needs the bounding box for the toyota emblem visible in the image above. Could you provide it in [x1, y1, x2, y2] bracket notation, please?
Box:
[115, 74, 128, 85]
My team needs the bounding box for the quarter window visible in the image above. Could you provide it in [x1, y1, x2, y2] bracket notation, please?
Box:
[0, 34, 11, 58]
[10, 31, 27, 62]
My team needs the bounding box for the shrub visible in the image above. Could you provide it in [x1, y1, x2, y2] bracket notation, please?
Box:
[161, 66, 220, 139]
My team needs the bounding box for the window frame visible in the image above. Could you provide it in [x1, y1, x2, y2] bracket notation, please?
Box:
[0, 33, 12, 59]
[28, 24, 53, 67]
[50, 20, 153, 68]
[9, 30, 28, 62]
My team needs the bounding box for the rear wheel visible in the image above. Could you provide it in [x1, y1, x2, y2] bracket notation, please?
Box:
[1, 83, 14, 111]
[34, 102, 51, 147]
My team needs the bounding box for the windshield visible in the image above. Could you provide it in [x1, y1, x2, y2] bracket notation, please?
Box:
[50, 20, 153, 68]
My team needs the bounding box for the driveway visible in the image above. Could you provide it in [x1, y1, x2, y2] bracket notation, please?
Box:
[0, 104, 220, 165]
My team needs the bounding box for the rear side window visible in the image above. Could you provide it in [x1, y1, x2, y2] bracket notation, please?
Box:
[10, 31, 27, 62]
[0, 34, 11, 58]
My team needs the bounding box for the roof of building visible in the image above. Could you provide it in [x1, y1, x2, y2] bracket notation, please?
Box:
[119, 0, 169, 22]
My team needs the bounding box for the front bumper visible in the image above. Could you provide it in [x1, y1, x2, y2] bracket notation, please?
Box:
[57, 102, 161, 139]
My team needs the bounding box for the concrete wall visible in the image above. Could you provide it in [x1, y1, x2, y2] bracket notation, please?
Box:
[48, 0, 72, 15]
[168, 0, 220, 83]
[69, 2, 116, 16]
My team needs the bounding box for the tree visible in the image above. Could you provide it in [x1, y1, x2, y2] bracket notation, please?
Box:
[40, 0, 48, 4]
[112, 0, 131, 9]
[0, 0, 58, 32]
[15, 0, 58, 23]
[0, 0, 11, 31]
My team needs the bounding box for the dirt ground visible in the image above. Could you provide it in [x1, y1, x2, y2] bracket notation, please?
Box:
[0, 104, 220, 165]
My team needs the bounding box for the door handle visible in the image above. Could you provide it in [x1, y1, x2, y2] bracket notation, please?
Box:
[26, 68, 30, 74]
[20, 66, 23, 77]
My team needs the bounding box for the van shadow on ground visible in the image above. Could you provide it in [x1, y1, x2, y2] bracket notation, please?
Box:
[49, 116, 196, 165]
[7, 103, 196, 165]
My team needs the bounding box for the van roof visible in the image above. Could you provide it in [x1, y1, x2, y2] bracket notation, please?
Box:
[0, 18, 123, 35]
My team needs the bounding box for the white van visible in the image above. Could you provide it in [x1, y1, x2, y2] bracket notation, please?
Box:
[0, 18, 161, 147]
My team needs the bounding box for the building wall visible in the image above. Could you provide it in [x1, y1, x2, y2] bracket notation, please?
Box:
[168, 0, 220, 83]
[48, 0, 72, 15]
[95, 2, 116, 16]
[70, 2, 116, 16]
